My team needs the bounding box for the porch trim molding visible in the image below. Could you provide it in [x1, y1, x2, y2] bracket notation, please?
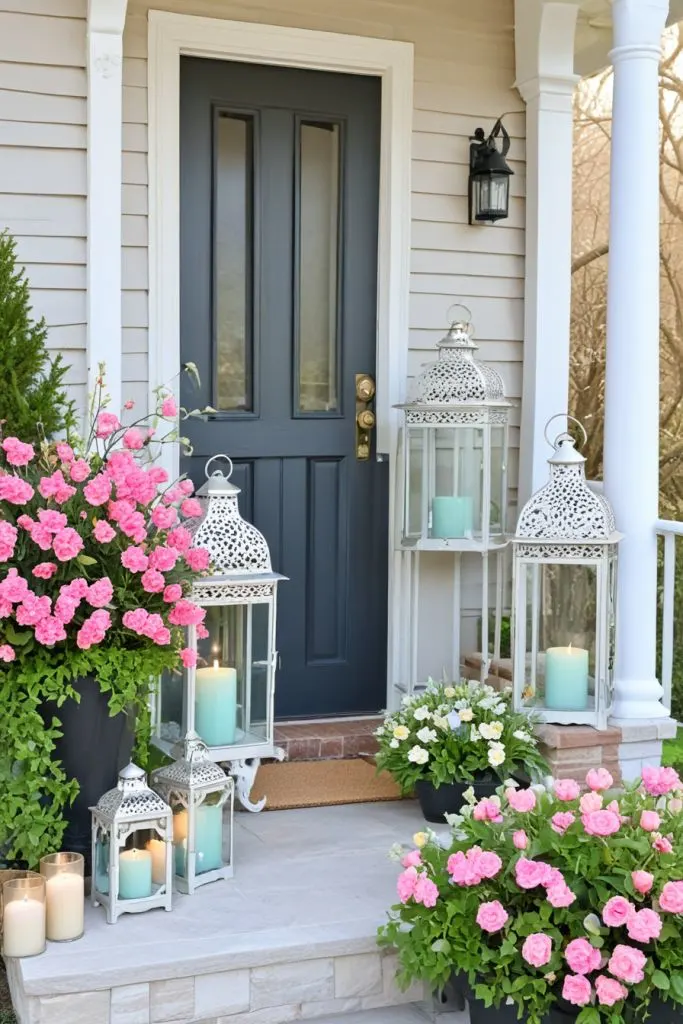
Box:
[87, 0, 128, 413]
[147, 10, 414, 707]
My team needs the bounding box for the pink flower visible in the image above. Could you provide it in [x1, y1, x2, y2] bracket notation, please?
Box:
[586, 768, 614, 792]
[123, 428, 145, 450]
[32, 562, 57, 580]
[167, 527, 192, 552]
[95, 412, 120, 438]
[124, 399, 135, 410]
[180, 498, 202, 519]
[16, 593, 51, 626]
[397, 866, 418, 903]
[121, 546, 149, 573]
[602, 896, 635, 928]
[62, 578, 88, 599]
[522, 933, 552, 968]
[547, 883, 576, 908]
[562, 976, 592, 1007]
[595, 975, 628, 1007]
[83, 473, 112, 507]
[414, 874, 439, 908]
[582, 810, 621, 837]
[653, 835, 674, 854]
[38, 510, 67, 533]
[554, 778, 580, 802]
[579, 791, 603, 814]
[55, 595, 78, 624]
[34, 615, 67, 646]
[87, 577, 113, 608]
[642, 765, 681, 796]
[626, 908, 662, 944]
[551, 812, 575, 835]
[515, 858, 552, 890]
[38, 470, 75, 504]
[2, 437, 34, 466]
[27, 521, 53, 551]
[473, 798, 503, 823]
[513, 830, 528, 850]
[161, 395, 178, 418]
[608, 944, 647, 984]
[197, 623, 209, 639]
[149, 546, 178, 572]
[168, 599, 206, 626]
[179, 479, 194, 496]
[631, 871, 654, 895]
[0, 475, 34, 504]
[659, 881, 683, 913]
[0, 644, 15, 662]
[640, 810, 660, 832]
[185, 547, 210, 572]
[506, 787, 536, 813]
[0, 569, 29, 604]
[162, 485, 184, 505]
[448, 849, 486, 887]
[56, 443, 74, 462]
[670, 797, 683, 814]
[141, 568, 165, 593]
[151, 505, 178, 530]
[478, 852, 503, 879]
[93, 520, 116, 543]
[0, 521, 18, 561]
[119, 511, 147, 543]
[69, 458, 91, 482]
[52, 528, 84, 561]
[476, 900, 508, 933]
[401, 850, 422, 869]
[148, 467, 169, 485]
[122, 608, 149, 634]
[0, 598, 10, 618]
[565, 938, 602, 975]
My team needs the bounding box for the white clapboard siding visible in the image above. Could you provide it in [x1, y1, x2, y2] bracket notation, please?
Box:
[0, 2, 87, 413]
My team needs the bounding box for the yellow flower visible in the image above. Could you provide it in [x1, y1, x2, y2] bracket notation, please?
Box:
[488, 745, 506, 767]
[413, 831, 429, 848]
[444, 686, 456, 699]
[458, 708, 473, 722]
[393, 725, 410, 741]
[488, 721, 504, 740]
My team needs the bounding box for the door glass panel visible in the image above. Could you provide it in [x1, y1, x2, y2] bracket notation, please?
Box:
[214, 112, 253, 412]
[296, 121, 341, 413]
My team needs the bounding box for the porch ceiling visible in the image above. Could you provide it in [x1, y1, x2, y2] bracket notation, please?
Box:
[576, 0, 683, 76]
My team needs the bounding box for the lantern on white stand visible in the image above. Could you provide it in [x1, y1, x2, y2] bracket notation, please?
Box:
[153, 455, 286, 811]
[90, 763, 173, 924]
[152, 732, 234, 894]
[511, 417, 621, 729]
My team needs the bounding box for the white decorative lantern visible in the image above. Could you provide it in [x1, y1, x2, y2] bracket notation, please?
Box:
[152, 732, 234, 895]
[90, 763, 173, 924]
[511, 418, 621, 729]
[154, 455, 286, 811]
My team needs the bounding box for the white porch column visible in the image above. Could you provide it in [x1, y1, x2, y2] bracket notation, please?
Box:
[87, 0, 128, 412]
[604, 0, 669, 720]
[514, 0, 581, 505]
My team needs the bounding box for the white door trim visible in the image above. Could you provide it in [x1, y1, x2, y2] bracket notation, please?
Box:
[147, 9, 413, 709]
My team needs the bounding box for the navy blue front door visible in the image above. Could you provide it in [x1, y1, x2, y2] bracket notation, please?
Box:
[179, 57, 388, 719]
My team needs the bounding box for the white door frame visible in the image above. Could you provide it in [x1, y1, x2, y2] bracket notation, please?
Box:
[147, 9, 413, 710]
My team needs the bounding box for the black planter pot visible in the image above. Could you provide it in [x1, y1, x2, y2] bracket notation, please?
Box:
[454, 978, 578, 1023]
[415, 772, 504, 824]
[42, 676, 133, 871]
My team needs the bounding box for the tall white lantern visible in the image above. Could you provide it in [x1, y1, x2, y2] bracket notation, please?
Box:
[154, 456, 286, 811]
[511, 420, 621, 729]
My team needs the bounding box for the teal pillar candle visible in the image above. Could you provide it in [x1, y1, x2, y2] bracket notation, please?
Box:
[431, 496, 474, 539]
[174, 805, 223, 878]
[195, 663, 237, 746]
[118, 848, 153, 900]
[545, 647, 589, 711]
[95, 839, 109, 895]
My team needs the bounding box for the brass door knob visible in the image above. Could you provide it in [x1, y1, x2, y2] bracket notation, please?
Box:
[357, 409, 376, 431]
[356, 375, 376, 402]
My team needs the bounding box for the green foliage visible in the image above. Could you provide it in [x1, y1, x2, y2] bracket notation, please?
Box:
[375, 679, 548, 793]
[0, 645, 179, 869]
[0, 231, 75, 443]
[662, 728, 683, 772]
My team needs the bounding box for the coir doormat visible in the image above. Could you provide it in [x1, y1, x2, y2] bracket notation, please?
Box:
[248, 757, 403, 811]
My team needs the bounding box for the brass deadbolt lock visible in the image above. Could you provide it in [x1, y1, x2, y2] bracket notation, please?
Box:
[355, 373, 376, 460]
[356, 375, 376, 402]
[357, 409, 376, 431]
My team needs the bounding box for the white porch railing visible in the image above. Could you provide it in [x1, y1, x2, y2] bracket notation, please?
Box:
[655, 519, 683, 716]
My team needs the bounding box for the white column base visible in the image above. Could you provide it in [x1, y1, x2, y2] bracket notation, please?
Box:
[611, 677, 669, 720]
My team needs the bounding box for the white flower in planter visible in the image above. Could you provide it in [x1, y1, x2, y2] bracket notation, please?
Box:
[416, 727, 437, 744]
[432, 715, 450, 730]
[393, 725, 410, 741]
[458, 707, 474, 722]
[513, 729, 532, 742]
[444, 686, 456, 698]
[390, 739, 400, 748]
[413, 706, 432, 722]
[488, 742, 506, 767]
[408, 745, 429, 764]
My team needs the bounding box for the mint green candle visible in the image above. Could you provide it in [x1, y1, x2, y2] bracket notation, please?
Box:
[174, 805, 223, 878]
[431, 496, 474, 539]
[118, 848, 152, 900]
[195, 663, 237, 746]
[545, 647, 589, 710]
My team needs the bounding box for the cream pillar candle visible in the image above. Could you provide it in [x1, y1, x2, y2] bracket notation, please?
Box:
[40, 852, 84, 942]
[146, 839, 167, 885]
[2, 877, 46, 957]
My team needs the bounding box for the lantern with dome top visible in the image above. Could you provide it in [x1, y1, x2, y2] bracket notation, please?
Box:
[511, 416, 621, 729]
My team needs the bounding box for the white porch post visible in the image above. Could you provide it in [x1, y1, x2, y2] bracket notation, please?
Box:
[515, 0, 581, 505]
[604, 0, 669, 720]
[87, 0, 128, 413]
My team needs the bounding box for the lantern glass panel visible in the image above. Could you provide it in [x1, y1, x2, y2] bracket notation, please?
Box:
[157, 667, 183, 746]
[520, 562, 597, 714]
[406, 426, 425, 540]
[430, 427, 483, 539]
[473, 173, 509, 222]
[172, 796, 229, 879]
[490, 425, 506, 535]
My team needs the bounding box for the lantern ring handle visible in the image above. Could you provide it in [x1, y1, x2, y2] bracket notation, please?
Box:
[447, 303, 473, 331]
[543, 414, 587, 451]
[204, 453, 234, 480]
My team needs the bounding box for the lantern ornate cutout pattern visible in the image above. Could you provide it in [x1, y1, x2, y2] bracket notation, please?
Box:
[90, 763, 173, 924]
[152, 732, 234, 895]
[153, 455, 286, 813]
[511, 418, 621, 729]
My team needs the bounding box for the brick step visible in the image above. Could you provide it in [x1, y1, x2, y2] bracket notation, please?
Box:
[274, 718, 381, 761]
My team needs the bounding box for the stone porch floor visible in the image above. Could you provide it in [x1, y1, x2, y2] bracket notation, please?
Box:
[6, 802, 458, 1024]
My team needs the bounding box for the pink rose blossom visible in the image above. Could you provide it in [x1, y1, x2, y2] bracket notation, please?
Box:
[121, 546, 149, 573]
[515, 858, 552, 890]
[56, 443, 74, 462]
[506, 787, 536, 813]
[69, 458, 91, 482]
[168, 599, 206, 626]
[551, 812, 575, 835]
[0, 569, 29, 604]
[122, 608, 149, 634]
[124, 399, 135, 410]
[185, 547, 210, 572]
[397, 866, 418, 903]
[659, 881, 683, 913]
[16, 593, 51, 626]
[197, 623, 209, 639]
[602, 896, 635, 929]
[149, 546, 178, 572]
[653, 835, 674, 854]
[582, 810, 621, 837]
[55, 595, 78, 624]
[87, 577, 113, 608]
[513, 830, 528, 850]
[554, 779, 581, 802]
[38, 470, 76, 504]
[62, 578, 88, 600]
[179, 479, 194, 496]
[473, 798, 503, 823]
[0, 599, 10, 618]
[0, 644, 15, 662]
[93, 520, 116, 543]
[562, 976, 592, 1007]
[476, 900, 508, 933]
[580, 791, 603, 814]
[34, 615, 67, 646]
[448, 849, 486, 887]
[52, 528, 84, 561]
[160, 395, 178, 418]
[401, 850, 422, 869]
[83, 473, 112, 507]
[151, 505, 178, 530]
[32, 562, 57, 580]
[119, 511, 146, 543]
[642, 765, 681, 796]
[123, 428, 145, 450]
[631, 871, 654, 895]
[414, 874, 439, 908]
[626, 908, 662, 944]
[27, 521, 53, 551]
[595, 975, 628, 1007]
[608, 944, 647, 984]
[167, 527, 192, 552]
[0, 475, 34, 504]
[640, 810, 660, 832]
[522, 933, 552, 968]
[477, 852, 503, 879]
[162, 485, 184, 505]
[0, 521, 18, 561]
[76, 609, 111, 650]
[148, 467, 169, 485]
[95, 412, 120, 438]
[547, 883, 576, 908]
[141, 568, 165, 593]
[163, 583, 183, 604]
[565, 938, 602, 975]
[180, 498, 202, 519]
[586, 768, 614, 791]
[2, 437, 34, 466]
[38, 509, 67, 533]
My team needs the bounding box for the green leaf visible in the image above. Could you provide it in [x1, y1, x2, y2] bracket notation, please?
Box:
[76, 554, 97, 566]
[653, 970, 671, 991]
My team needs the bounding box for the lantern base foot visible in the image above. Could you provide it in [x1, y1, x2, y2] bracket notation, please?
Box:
[229, 747, 286, 812]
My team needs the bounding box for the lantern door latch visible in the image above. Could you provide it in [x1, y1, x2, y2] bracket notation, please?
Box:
[355, 373, 376, 460]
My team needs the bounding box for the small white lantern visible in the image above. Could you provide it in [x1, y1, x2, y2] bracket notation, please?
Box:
[91, 763, 173, 924]
[152, 732, 234, 895]
[511, 418, 621, 729]
[154, 455, 286, 811]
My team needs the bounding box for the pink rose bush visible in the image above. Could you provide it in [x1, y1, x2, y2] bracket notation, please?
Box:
[380, 767, 683, 1022]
